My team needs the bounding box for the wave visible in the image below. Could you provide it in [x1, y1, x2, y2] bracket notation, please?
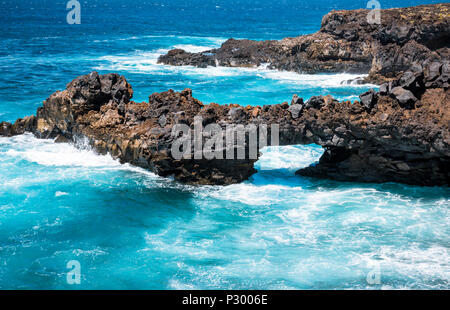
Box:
[94, 49, 376, 88]
[256, 145, 323, 171]
[0, 133, 159, 179]
[1, 134, 121, 168]
[89, 32, 375, 89]
[258, 69, 376, 88]
[93, 35, 226, 46]
[172, 44, 218, 53]
[355, 245, 450, 289]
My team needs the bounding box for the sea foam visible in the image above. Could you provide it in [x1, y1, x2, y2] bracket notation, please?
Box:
[94, 47, 376, 88]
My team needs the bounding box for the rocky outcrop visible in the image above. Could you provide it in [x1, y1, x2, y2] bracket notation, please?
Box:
[1, 62, 448, 186]
[158, 3, 450, 84]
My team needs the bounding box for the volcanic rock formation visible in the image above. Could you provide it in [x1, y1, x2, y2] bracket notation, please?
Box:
[1, 59, 448, 186]
[1, 4, 449, 186]
[158, 3, 450, 84]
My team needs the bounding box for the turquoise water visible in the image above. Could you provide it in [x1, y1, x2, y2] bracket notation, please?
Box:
[0, 0, 448, 289]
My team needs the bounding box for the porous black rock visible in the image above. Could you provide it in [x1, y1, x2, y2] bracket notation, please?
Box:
[158, 4, 450, 85]
[390, 87, 418, 108]
[0, 67, 448, 186]
[306, 96, 325, 109]
[288, 104, 303, 119]
[359, 89, 377, 110]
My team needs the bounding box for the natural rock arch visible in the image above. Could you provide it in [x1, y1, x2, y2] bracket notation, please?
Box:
[1, 65, 448, 186]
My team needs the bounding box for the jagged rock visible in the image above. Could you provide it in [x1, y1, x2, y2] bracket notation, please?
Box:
[391, 87, 418, 108]
[423, 60, 450, 88]
[291, 94, 304, 106]
[158, 4, 450, 84]
[24, 4, 447, 187]
[0, 122, 12, 136]
[359, 89, 377, 110]
[2, 65, 448, 186]
[306, 96, 325, 109]
[288, 104, 303, 119]
[158, 114, 167, 127]
[424, 61, 442, 83]
[438, 62, 450, 88]
[228, 107, 246, 121]
[379, 83, 389, 95]
[0, 116, 36, 137]
[399, 71, 419, 89]
[54, 135, 70, 143]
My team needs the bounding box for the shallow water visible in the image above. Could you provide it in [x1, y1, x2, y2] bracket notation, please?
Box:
[0, 0, 448, 289]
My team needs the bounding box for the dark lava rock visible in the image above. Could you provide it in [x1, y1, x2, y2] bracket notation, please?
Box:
[158, 4, 450, 84]
[424, 61, 442, 83]
[291, 94, 304, 106]
[158, 114, 167, 127]
[306, 96, 325, 109]
[288, 104, 303, 119]
[1, 60, 448, 186]
[359, 89, 377, 110]
[399, 71, 419, 89]
[54, 135, 70, 143]
[228, 107, 246, 121]
[391, 87, 418, 108]
[379, 83, 389, 95]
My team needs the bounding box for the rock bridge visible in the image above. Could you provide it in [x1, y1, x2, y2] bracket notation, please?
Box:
[1, 66, 448, 186]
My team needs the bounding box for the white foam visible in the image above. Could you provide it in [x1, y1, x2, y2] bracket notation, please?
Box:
[355, 245, 450, 286]
[94, 49, 376, 88]
[3, 135, 120, 168]
[94, 51, 245, 77]
[256, 67, 376, 88]
[174, 35, 227, 45]
[93, 34, 176, 43]
[168, 279, 197, 290]
[71, 248, 108, 258]
[194, 145, 324, 205]
[0, 134, 160, 179]
[256, 145, 323, 171]
[172, 44, 218, 53]
[198, 183, 307, 206]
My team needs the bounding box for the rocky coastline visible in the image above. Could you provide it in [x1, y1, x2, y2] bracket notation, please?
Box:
[1, 57, 448, 186]
[0, 4, 449, 187]
[158, 3, 449, 84]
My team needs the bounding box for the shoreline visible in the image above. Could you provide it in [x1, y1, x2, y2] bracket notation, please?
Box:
[1, 57, 448, 186]
[158, 3, 449, 85]
[0, 3, 448, 187]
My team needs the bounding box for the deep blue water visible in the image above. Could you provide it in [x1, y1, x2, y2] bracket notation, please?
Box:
[0, 0, 448, 289]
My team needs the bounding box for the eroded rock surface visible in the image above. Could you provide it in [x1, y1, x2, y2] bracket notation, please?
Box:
[158, 4, 450, 84]
[1, 63, 448, 186]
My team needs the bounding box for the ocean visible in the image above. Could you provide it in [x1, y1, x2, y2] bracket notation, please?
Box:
[0, 0, 448, 289]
